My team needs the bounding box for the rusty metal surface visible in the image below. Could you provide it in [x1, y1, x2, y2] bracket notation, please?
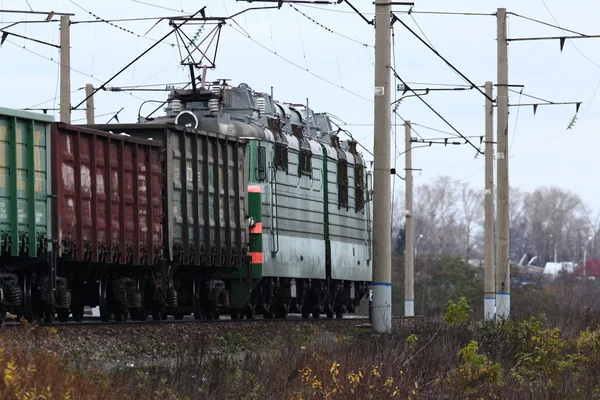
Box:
[51, 123, 163, 264]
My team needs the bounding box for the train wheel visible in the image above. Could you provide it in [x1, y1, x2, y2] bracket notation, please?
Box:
[57, 309, 69, 323]
[0, 310, 6, 325]
[43, 303, 55, 324]
[113, 308, 128, 322]
[263, 308, 274, 319]
[245, 304, 256, 320]
[72, 304, 84, 322]
[151, 308, 165, 321]
[275, 305, 289, 320]
[312, 310, 320, 319]
[174, 313, 184, 320]
[301, 302, 310, 319]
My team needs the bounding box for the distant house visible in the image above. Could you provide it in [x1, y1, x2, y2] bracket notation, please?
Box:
[572, 258, 600, 280]
[543, 262, 575, 280]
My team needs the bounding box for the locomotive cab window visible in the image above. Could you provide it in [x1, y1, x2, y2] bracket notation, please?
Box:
[355, 164, 365, 212]
[275, 142, 288, 173]
[338, 159, 349, 209]
[299, 148, 312, 178]
[256, 145, 267, 182]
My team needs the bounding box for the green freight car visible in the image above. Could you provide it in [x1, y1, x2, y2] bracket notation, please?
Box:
[0, 107, 57, 322]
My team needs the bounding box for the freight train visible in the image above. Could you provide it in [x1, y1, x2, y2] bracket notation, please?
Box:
[0, 80, 372, 323]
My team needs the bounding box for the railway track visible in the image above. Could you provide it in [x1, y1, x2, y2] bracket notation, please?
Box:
[1, 314, 423, 328]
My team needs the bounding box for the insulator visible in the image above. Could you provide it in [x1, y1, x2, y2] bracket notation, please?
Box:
[167, 287, 178, 307]
[208, 84, 221, 113]
[171, 99, 183, 114]
[256, 97, 266, 115]
[55, 287, 71, 309]
[128, 288, 142, 309]
[219, 290, 230, 307]
[6, 283, 21, 306]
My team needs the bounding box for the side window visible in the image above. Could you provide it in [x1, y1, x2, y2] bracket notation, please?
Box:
[299, 148, 312, 178]
[255, 145, 266, 182]
[338, 159, 349, 209]
[355, 164, 365, 212]
[275, 142, 288, 173]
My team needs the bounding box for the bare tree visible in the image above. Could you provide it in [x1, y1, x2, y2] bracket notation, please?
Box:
[524, 187, 586, 265]
[413, 176, 461, 257]
[458, 183, 483, 263]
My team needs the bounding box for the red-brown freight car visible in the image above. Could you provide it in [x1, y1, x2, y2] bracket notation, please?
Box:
[51, 123, 163, 322]
[86, 122, 251, 321]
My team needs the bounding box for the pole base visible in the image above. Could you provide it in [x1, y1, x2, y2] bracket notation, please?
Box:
[495, 293, 510, 319]
[371, 283, 392, 333]
[484, 297, 495, 321]
[404, 299, 414, 317]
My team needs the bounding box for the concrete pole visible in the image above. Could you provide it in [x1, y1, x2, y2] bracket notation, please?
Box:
[404, 121, 414, 317]
[484, 81, 495, 321]
[495, 8, 510, 319]
[584, 246, 588, 280]
[372, 0, 392, 333]
[85, 84, 95, 124]
[60, 15, 71, 123]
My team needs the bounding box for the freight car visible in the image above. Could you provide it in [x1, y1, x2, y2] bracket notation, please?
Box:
[0, 108, 56, 323]
[0, 106, 251, 323]
[88, 80, 373, 319]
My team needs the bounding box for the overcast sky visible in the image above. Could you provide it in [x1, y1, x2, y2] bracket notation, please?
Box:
[1, 0, 599, 210]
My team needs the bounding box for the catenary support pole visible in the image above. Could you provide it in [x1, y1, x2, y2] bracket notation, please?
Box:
[584, 246, 588, 280]
[496, 8, 510, 319]
[85, 84, 95, 124]
[372, 0, 392, 333]
[404, 120, 414, 317]
[60, 15, 70, 123]
[484, 81, 495, 321]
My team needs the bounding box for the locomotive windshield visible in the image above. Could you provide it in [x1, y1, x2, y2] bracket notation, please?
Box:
[225, 87, 254, 112]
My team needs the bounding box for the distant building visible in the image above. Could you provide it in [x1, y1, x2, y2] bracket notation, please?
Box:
[572, 258, 600, 280]
[543, 262, 575, 280]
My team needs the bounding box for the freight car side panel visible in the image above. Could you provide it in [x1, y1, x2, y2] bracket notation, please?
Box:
[52, 123, 163, 265]
[167, 129, 248, 267]
[0, 108, 53, 258]
[85, 123, 249, 269]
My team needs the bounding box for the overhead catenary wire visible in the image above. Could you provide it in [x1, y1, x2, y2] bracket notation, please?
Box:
[25, 87, 85, 110]
[73, 6, 207, 111]
[289, 4, 373, 48]
[509, 89, 523, 152]
[67, 0, 177, 47]
[228, 23, 372, 102]
[393, 15, 494, 104]
[130, 0, 187, 14]
[508, 88, 555, 104]
[392, 68, 482, 154]
[538, 0, 600, 70]
[408, 12, 435, 49]
[536, 0, 600, 126]
[5, 39, 146, 104]
[296, 4, 494, 17]
[508, 11, 586, 37]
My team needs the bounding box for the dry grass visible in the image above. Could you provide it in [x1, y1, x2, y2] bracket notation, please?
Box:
[2, 277, 600, 399]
